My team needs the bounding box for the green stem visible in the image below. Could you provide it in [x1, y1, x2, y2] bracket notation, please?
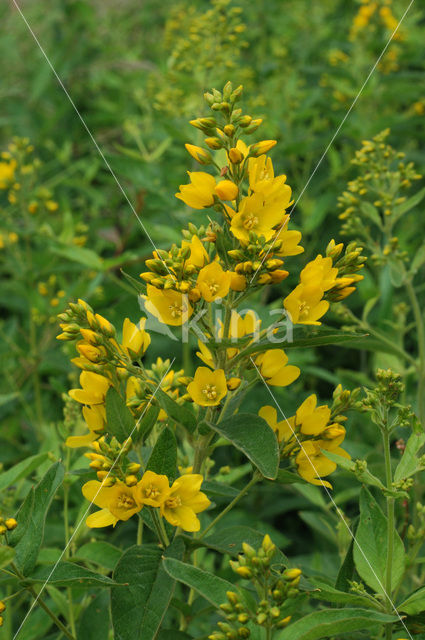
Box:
[149, 509, 169, 547]
[10, 563, 76, 640]
[192, 431, 214, 475]
[199, 474, 260, 540]
[137, 516, 143, 546]
[382, 430, 395, 640]
[406, 279, 425, 425]
[63, 451, 76, 638]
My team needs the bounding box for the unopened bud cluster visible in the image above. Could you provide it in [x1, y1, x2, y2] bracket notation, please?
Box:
[209, 535, 302, 639]
[0, 516, 17, 536]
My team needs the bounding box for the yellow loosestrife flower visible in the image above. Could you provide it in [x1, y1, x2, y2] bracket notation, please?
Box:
[134, 471, 170, 507]
[184, 143, 212, 165]
[68, 371, 111, 405]
[0, 160, 16, 189]
[181, 235, 209, 267]
[175, 171, 216, 209]
[290, 394, 331, 435]
[255, 349, 300, 387]
[284, 283, 329, 325]
[160, 474, 211, 532]
[82, 480, 141, 528]
[121, 317, 150, 358]
[144, 284, 193, 326]
[300, 255, 338, 291]
[215, 180, 239, 201]
[187, 367, 227, 406]
[274, 229, 304, 257]
[259, 405, 293, 442]
[296, 440, 350, 489]
[197, 262, 231, 302]
[230, 192, 288, 245]
[66, 404, 106, 449]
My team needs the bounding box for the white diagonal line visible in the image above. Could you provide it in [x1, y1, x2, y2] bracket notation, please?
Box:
[251, 357, 413, 639]
[10, 0, 176, 280]
[250, 0, 415, 283]
[13, 360, 175, 639]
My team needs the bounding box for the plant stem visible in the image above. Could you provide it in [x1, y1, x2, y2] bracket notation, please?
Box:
[137, 515, 143, 546]
[10, 563, 76, 640]
[192, 431, 214, 474]
[406, 279, 425, 425]
[382, 429, 395, 640]
[149, 509, 169, 547]
[199, 474, 261, 540]
[63, 450, 76, 638]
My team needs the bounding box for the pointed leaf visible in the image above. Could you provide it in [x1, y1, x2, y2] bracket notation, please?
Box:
[146, 427, 177, 480]
[0, 453, 49, 492]
[105, 387, 135, 442]
[207, 413, 279, 479]
[394, 432, 425, 482]
[77, 591, 110, 640]
[156, 389, 196, 432]
[162, 557, 234, 607]
[25, 562, 120, 587]
[0, 546, 15, 570]
[399, 586, 425, 615]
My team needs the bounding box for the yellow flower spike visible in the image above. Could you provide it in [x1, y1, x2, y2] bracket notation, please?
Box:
[133, 470, 170, 507]
[144, 285, 193, 326]
[82, 480, 141, 528]
[255, 350, 300, 387]
[197, 262, 231, 302]
[160, 474, 211, 532]
[249, 140, 277, 157]
[175, 171, 216, 209]
[68, 371, 111, 405]
[187, 367, 227, 406]
[214, 180, 239, 202]
[284, 283, 329, 326]
[184, 144, 213, 165]
[259, 405, 294, 442]
[121, 317, 151, 359]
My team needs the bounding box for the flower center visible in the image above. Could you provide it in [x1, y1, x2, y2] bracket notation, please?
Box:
[243, 213, 258, 230]
[207, 281, 220, 295]
[202, 384, 217, 400]
[298, 301, 310, 320]
[165, 495, 182, 509]
[144, 484, 161, 499]
[117, 493, 135, 509]
[169, 302, 184, 318]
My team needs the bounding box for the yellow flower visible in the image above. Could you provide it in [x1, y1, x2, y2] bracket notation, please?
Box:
[229, 271, 247, 291]
[284, 283, 329, 326]
[134, 471, 170, 507]
[230, 192, 288, 245]
[0, 160, 16, 189]
[248, 156, 292, 207]
[184, 144, 212, 165]
[121, 317, 150, 358]
[181, 235, 209, 267]
[255, 349, 300, 387]
[296, 439, 350, 488]
[69, 371, 111, 405]
[144, 285, 193, 326]
[197, 262, 231, 302]
[300, 255, 338, 291]
[196, 340, 215, 369]
[187, 367, 227, 406]
[82, 480, 141, 528]
[250, 140, 277, 157]
[215, 180, 239, 201]
[259, 405, 293, 442]
[66, 390, 108, 448]
[290, 394, 331, 435]
[175, 171, 216, 209]
[274, 228, 304, 257]
[160, 474, 210, 532]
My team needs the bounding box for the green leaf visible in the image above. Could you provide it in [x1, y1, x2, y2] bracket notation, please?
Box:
[193, 526, 288, 563]
[353, 487, 405, 595]
[50, 243, 103, 270]
[362, 296, 379, 323]
[146, 427, 177, 479]
[394, 432, 425, 482]
[0, 545, 15, 570]
[155, 389, 196, 432]
[120, 269, 145, 294]
[77, 591, 110, 640]
[399, 586, 425, 615]
[238, 330, 367, 359]
[133, 405, 160, 444]
[389, 256, 406, 288]
[335, 538, 355, 592]
[201, 480, 239, 499]
[275, 608, 397, 640]
[310, 577, 380, 608]
[25, 562, 119, 587]
[105, 387, 135, 442]
[76, 541, 122, 571]
[10, 462, 64, 575]
[162, 557, 234, 607]
[323, 450, 386, 490]
[393, 186, 425, 222]
[360, 201, 382, 227]
[111, 538, 184, 640]
[0, 453, 49, 492]
[276, 469, 308, 485]
[207, 413, 279, 479]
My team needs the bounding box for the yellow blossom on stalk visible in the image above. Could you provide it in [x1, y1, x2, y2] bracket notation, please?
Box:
[144, 284, 193, 326]
[229, 192, 288, 244]
[255, 349, 300, 387]
[121, 317, 151, 358]
[259, 405, 293, 442]
[134, 471, 169, 507]
[284, 283, 328, 325]
[181, 235, 209, 267]
[175, 171, 216, 209]
[288, 394, 331, 435]
[69, 371, 111, 405]
[229, 271, 247, 291]
[300, 255, 338, 291]
[76, 341, 105, 363]
[274, 228, 304, 257]
[184, 143, 212, 165]
[160, 474, 210, 532]
[250, 140, 277, 157]
[296, 439, 350, 488]
[187, 367, 227, 406]
[215, 180, 239, 202]
[248, 155, 292, 207]
[197, 262, 231, 302]
[196, 340, 215, 369]
[82, 480, 141, 528]
[0, 160, 16, 189]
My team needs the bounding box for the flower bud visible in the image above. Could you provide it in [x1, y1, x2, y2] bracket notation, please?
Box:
[0, 602, 5, 614]
[239, 115, 252, 127]
[185, 144, 212, 165]
[5, 518, 17, 531]
[235, 566, 252, 579]
[283, 568, 302, 581]
[250, 140, 277, 157]
[223, 124, 236, 137]
[205, 137, 223, 150]
[215, 180, 238, 202]
[228, 147, 244, 164]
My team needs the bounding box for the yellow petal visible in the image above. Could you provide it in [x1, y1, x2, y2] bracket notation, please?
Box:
[86, 508, 117, 528]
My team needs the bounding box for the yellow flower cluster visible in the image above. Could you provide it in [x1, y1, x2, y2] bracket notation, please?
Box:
[82, 471, 210, 532]
[260, 392, 350, 488]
